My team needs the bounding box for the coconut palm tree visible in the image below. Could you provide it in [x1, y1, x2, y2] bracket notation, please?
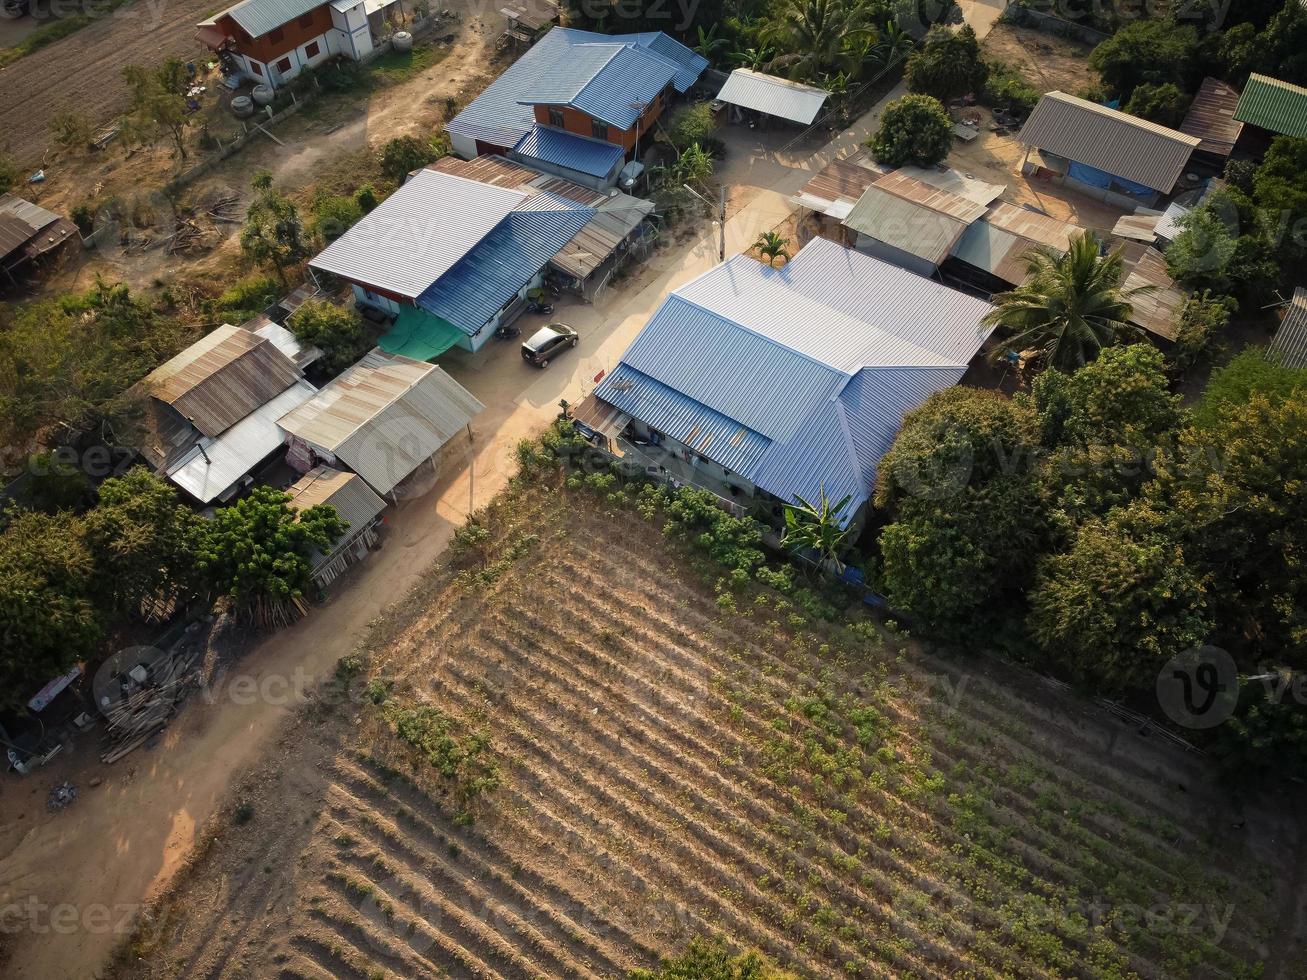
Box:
[983, 232, 1150, 372]
[754, 231, 792, 266]
[764, 0, 875, 80]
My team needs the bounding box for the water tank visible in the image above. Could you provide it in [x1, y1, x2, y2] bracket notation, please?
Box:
[231, 95, 254, 118]
[251, 84, 274, 107]
[392, 31, 413, 52]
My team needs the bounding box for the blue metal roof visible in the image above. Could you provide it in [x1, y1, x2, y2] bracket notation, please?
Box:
[415, 193, 594, 332]
[513, 125, 625, 179]
[447, 28, 707, 148]
[599, 364, 772, 475]
[620, 295, 847, 442]
[561, 45, 679, 129]
[598, 239, 992, 523]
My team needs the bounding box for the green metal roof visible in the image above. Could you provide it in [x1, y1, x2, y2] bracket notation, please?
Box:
[378, 306, 464, 362]
[1233, 74, 1307, 139]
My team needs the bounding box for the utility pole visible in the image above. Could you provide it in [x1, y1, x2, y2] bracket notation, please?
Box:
[682, 183, 726, 263]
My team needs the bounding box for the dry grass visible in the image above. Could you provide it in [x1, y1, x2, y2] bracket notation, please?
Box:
[115, 472, 1303, 979]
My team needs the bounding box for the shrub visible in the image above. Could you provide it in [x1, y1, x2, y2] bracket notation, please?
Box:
[355, 183, 378, 213]
[904, 25, 987, 104]
[382, 701, 501, 804]
[1170, 291, 1234, 373]
[379, 133, 446, 185]
[288, 299, 369, 374]
[1123, 82, 1188, 128]
[869, 95, 952, 168]
[667, 102, 716, 149]
[982, 61, 1039, 115]
[212, 275, 279, 323]
[310, 191, 363, 244]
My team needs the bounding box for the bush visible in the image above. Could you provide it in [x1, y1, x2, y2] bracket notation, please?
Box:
[355, 183, 378, 214]
[631, 936, 796, 979]
[288, 299, 370, 375]
[1170, 291, 1234, 373]
[1087, 20, 1200, 101]
[982, 61, 1039, 115]
[904, 25, 987, 104]
[0, 151, 20, 194]
[382, 701, 501, 805]
[310, 191, 363, 245]
[211, 275, 280, 324]
[868, 95, 952, 168]
[666, 102, 716, 149]
[379, 133, 447, 185]
[1123, 82, 1188, 128]
[70, 203, 95, 235]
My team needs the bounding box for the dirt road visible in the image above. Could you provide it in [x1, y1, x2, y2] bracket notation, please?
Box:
[0, 0, 220, 164]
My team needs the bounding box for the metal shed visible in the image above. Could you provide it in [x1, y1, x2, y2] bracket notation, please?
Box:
[1270, 287, 1307, 369]
[286, 465, 387, 587]
[715, 69, 829, 125]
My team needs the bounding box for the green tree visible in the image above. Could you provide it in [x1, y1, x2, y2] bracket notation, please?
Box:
[1087, 20, 1200, 101]
[875, 387, 1045, 634]
[692, 24, 730, 61]
[1027, 504, 1212, 695]
[904, 25, 987, 104]
[0, 507, 100, 709]
[240, 172, 309, 286]
[310, 190, 363, 245]
[666, 102, 716, 150]
[122, 58, 192, 159]
[1251, 0, 1307, 86]
[868, 94, 952, 167]
[1170, 291, 1235, 373]
[379, 133, 445, 185]
[728, 45, 774, 72]
[763, 0, 873, 80]
[1191, 348, 1307, 430]
[753, 231, 791, 266]
[81, 467, 201, 616]
[288, 299, 370, 374]
[870, 22, 915, 73]
[1167, 193, 1279, 300]
[983, 232, 1145, 372]
[26, 451, 92, 512]
[194, 485, 347, 612]
[781, 489, 853, 570]
[1252, 136, 1307, 262]
[1123, 82, 1188, 128]
[631, 936, 797, 980]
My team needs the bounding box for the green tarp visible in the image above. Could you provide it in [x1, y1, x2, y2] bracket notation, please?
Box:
[378, 306, 466, 362]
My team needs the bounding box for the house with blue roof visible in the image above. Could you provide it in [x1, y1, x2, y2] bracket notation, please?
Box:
[446, 27, 707, 189]
[588, 238, 995, 527]
[308, 169, 595, 358]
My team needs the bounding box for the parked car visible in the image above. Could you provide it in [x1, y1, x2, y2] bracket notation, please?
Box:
[521, 323, 578, 368]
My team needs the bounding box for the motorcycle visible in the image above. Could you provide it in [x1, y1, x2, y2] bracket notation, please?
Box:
[494, 324, 521, 340]
[526, 300, 554, 316]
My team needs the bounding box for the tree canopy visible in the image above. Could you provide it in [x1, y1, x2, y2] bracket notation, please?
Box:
[1086, 20, 1200, 101]
[240, 173, 310, 285]
[868, 94, 952, 167]
[904, 25, 987, 104]
[288, 299, 370, 375]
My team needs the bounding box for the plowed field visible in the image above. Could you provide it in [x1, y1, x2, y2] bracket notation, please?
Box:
[115, 478, 1305, 979]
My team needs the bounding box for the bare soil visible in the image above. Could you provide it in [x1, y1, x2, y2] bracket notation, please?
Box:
[110, 479, 1307, 979]
[981, 22, 1098, 97]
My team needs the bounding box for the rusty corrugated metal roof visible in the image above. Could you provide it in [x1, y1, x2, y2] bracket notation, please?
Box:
[1019, 92, 1200, 193]
[844, 171, 988, 265]
[140, 324, 302, 437]
[793, 152, 881, 219]
[1181, 77, 1244, 157]
[1120, 241, 1185, 341]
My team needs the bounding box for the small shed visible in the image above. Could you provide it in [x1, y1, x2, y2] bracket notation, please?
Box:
[715, 69, 829, 126]
[1119, 241, 1187, 342]
[286, 465, 387, 587]
[0, 193, 79, 283]
[1180, 77, 1244, 167]
[843, 170, 989, 276]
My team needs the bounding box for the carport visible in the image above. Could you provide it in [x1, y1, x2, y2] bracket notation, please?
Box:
[714, 69, 829, 127]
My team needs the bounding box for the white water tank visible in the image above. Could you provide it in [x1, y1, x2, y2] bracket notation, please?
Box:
[251, 84, 274, 106]
[231, 95, 255, 118]
[392, 31, 413, 52]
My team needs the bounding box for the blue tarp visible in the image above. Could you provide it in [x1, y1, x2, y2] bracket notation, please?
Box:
[1067, 161, 1155, 198]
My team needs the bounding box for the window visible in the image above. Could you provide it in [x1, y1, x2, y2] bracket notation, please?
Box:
[249, 61, 263, 75]
[268, 27, 283, 42]
[305, 40, 320, 58]
[547, 108, 564, 129]
[297, 11, 313, 26]
[591, 119, 608, 140]
[276, 56, 292, 72]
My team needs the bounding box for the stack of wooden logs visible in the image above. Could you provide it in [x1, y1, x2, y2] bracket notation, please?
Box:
[99, 649, 202, 764]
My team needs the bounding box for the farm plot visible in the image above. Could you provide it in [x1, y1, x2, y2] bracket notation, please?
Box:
[118, 475, 1302, 980]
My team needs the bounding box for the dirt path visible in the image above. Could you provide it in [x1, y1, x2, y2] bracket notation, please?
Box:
[0, 0, 221, 165]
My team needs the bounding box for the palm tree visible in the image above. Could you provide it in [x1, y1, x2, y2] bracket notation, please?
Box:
[872, 22, 915, 71]
[754, 231, 792, 266]
[983, 232, 1149, 372]
[764, 0, 875, 80]
[782, 489, 855, 573]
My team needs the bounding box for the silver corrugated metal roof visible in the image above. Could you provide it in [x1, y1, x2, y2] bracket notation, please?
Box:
[166, 380, 316, 503]
[1111, 211, 1163, 243]
[250, 319, 323, 370]
[715, 69, 829, 124]
[844, 171, 989, 266]
[217, 0, 321, 38]
[279, 349, 484, 496]
[1018, 92, 1200, 193]
[0, 193, 59, 234]
[310, 170, 528, 298]
[1271, 287, 1307, 369]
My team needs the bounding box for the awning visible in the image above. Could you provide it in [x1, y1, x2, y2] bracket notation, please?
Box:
[571, 393, 630, 439]
[715, 69, 828, 125]
[195, 23, 231, 49]
[378, 306, 465, 361]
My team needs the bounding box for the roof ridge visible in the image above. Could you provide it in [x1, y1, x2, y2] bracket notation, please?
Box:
[1041, 90, 1202, 145]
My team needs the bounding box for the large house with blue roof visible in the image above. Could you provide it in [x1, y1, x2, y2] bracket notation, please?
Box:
[446, 27, 707, 188]
[308, 169, 595, 357]
[590, 238, 995, 526]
